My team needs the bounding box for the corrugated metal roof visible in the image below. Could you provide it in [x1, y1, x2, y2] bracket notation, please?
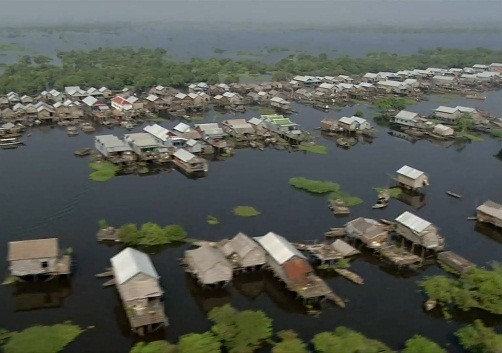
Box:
[254, 232, 305, 265]
[111, 247, 159, 285]
[8, 238, 59, 261]
[435, 106, 458, 114]
[144, 124, 169, 142]
[174, 122, 190, 133]
[173, 148, 196, 162]
[396, 165, 424, 180]
[395, 111, 419, 120]
[477, 200, 502, 220]
[395, 211, 432, 233]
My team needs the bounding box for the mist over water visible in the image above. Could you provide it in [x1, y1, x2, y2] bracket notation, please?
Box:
[1, 1, 501, 28]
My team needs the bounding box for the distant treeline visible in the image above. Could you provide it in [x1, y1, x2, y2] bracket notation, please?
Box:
[1, 47, 502, 94]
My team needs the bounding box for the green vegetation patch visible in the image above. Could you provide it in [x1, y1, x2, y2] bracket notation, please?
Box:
[297, 144, 328, 155]
[89, 161, 119, 182]
[375, 97, 416, 111]
[207, 215, 220, 225]
[490, 128, 502, 140]
[420, 263, 502, 316]
[312, 326, 393, 353]
[273, 330, 308, 353]
[455, 320, 502, 353]
[403, 335, 446, 353]
[233, 206, 261, 217]
[119, 222, 187, 246]
[130, 340, 177, 353]
[209, 304, 273, 353]
[178, 332, 221, 353]
[458, 131, 484, 142]
[289, 177, 340, 194]
[374, 186, 402, 198]
[2, 322, 84, 353]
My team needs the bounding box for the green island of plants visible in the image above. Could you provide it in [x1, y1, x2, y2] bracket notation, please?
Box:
[0, 322, 84, 353]
[375, 97, 416, 111]
[297, 144, 329, 155]
[89, 161, 119, 182]
[420, 263, 502, 316]
[455, 320, 502, 353]
[207, 215, 220, 225]
[374, 186, 403, 198]
[233, 206, 261, 217]
[289, 177, 363, 206]
[118, 222, 187, 246]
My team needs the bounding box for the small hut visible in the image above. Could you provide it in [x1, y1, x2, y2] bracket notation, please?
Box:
[345, 218, 389, 248]
[476, 200, 502, 228]
[7, 238, 71, 278]
[394, 211, 444, 251]
[396, 165, 429, 190]
[185, 246, 233, 287]
[437, 251, 476, 275]
[110, 248, 167, 335]
[218, 232, 266, 271]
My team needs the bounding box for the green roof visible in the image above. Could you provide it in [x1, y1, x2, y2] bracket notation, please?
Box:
[261, 114, 284, 120]
[273, 118, 295, 126]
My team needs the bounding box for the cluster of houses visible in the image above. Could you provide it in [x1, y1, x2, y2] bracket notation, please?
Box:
[1, 63, 500, 134]
[93, 114, 306, 175]
[320, 115, 374, 136]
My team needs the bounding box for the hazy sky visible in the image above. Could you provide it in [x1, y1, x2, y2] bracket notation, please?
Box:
[0, 1, 501, 28]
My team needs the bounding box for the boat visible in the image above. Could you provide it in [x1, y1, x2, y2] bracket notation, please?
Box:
[74, 148, 92, 157]
[465, 94, 486, 100]
[372, 190, 390, 209]
[336, 137, 357, 148]
[0, 138, 25, 149]
[329, 199, 350, 215]
[446, 190, 462, 199]
[66, 126, 79, 136]
[81, 122, 96, 133]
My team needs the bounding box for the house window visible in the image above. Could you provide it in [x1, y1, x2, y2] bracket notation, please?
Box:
[41, 261, 48, 269]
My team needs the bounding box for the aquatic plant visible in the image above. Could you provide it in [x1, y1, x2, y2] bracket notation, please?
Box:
[374, 187, 402, 198]
[1, 322, 84, 353]
[98, 219, 108, 229]
[455, 320, 502, 353]
[312, 326, 393, 353]
[329, 192, 364, 207]
[375, 97, 415, 111]
[289, 177, 340, 194]
[207, 216, 220, 225]
[89, 161, 119, 182]
[209, 304, 273, 353]
[489, 128, 502, 140]
[297, 144, 328, 155]
[233, 206, 261, 217]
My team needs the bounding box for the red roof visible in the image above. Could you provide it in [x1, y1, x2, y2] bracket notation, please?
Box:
[112, 96, 131, 106]
[283, 258, 312, 287]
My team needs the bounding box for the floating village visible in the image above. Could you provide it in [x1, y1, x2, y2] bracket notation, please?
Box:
[1, 51, 502, 352]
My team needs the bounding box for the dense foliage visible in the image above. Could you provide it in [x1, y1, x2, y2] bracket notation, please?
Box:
[1, 47, 501, 94]
[178, 332, 221, 353]
[289, 177, 340, 194]
[1, 323, 84, 353]
[455, 320, 502, 353]
[420, 263, 502, 315]
[119, 222, 187, 245]
[272, 330, 309, 353]
[130, 340, 177, 353]
[402, 335, 446, 353]
[208, 304, 273, 353]
[375, 97, 416, 111]
[312, 327, 394, 353]
[233, 206, 261, 217]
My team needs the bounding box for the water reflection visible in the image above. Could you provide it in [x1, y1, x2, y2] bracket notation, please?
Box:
[13, 279, 72, 312]
[474, 222, 502, 243]
[185, 274, 231, 313]
[233, 272, 265, 299]
[396, 190, 426, 210]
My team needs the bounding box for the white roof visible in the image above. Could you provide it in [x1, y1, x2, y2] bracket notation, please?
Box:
[146, 94, 159, 102]
[173, 148, 196, 162]
[155, 85, 164, 91]
[395, 211, 432, 233]
[222, 92, 236, 98]
[364, 73, 378, 78]
[435, 106, 458, 114]
[477, 71, 496, 78]
[254, 232, 305, 265]
[319, 82, 335, 89]
[98, 86, 109, 93]
[186, 139, 198, 147]
[127, 96, 139, 104]
[111, 247, 159, 285]
[433, 124, 453, 133]
[339, 116, 356, 125]
[395, 110, 419, 120]
[248, 117, 263, 125]
[396, 165, 424, 179]
[433, 75, 454, 81]
[270, 96, 288, 104]
[377, 80, 403, 88]
[175, 93, 187, 99]
[82, 96, 98, 107]
[95, 134, 131, 152]
[473, 64, 488, 69]
[456, 106, 476, 113]
[143, 123, 169, 142]
[174, 122, 191, 133]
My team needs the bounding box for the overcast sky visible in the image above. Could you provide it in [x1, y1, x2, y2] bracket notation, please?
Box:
[0, 1, 501, 28]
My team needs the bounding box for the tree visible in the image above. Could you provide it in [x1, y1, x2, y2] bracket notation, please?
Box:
[33, 55, 53, 66]
[311, 327, 393, 353]
[178, 332, 221, 353]
[98, 219, 108, 230]
[164, 225, 187, 242]
[402, 335, 446, 353]
[456, 320, 502, 353]
[118, 223, 139, 244]
[130, 341, 177, 353]
[209, 304, 273, 353]
[273, 330, 308, 353]
[354, 109, 364, 117]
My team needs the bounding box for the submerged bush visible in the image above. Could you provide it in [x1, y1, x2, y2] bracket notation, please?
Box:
[233, 206, 261, 217]
[118, 222, 187, 245]
[89, 161, 119, 182]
